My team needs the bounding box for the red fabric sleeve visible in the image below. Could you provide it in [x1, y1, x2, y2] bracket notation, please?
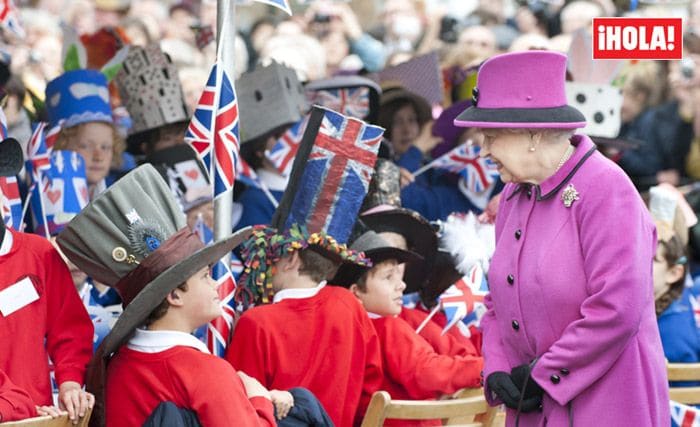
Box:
[401, 308, 479, 357]
[377, 317, 483, 400]
[186, 356, 275, 427]
[0, 370, 36, 422]
[44, 246, 93, 386]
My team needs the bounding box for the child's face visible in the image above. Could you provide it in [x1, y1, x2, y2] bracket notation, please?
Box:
[182, 266, 223, 324]
[355, 260, 406, 316]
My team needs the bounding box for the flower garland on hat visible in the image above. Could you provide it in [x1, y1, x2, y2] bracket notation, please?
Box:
[236, 223, 371, 306]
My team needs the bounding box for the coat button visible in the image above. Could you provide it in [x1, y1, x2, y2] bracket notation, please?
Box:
[560, 368, 570, 376]
[512, 320, 520, 330]
[515, 229, 522, 240]
[507, 274, 514, 285]
[550, 374, 560, 384]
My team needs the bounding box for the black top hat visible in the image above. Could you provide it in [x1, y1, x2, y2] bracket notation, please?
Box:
[360, 207, 438, 293]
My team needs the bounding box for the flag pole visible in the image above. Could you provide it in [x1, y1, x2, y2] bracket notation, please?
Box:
[214, 0, 236, 256]
[415, 304, 441, 334]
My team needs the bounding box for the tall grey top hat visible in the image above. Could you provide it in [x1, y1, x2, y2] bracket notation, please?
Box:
[57, 164, 251, 359]
[238, 61, 308, 143]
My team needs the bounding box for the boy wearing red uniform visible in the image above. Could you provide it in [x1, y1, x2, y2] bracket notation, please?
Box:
[335, 231, 483, 425]
[57, 165, 275, 427]
[0, 136, 94, 423]
[0, 370, 36, 422]
[227, 224, 383, 427]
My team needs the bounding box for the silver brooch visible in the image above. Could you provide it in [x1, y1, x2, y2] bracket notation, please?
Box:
[561, 184, 580, 208]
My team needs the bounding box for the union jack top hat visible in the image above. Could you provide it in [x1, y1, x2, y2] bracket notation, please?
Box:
[454, 51, 586, 129]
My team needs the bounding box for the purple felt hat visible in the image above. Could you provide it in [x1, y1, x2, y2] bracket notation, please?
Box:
[454, 51, 586, 129]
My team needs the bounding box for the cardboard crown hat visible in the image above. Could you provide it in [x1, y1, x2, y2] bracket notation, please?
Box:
[115, 44, 189, 150]
[56, 164, 251, 358]
[238, 61, 308, 143]
[305, 75, 381, 124]
[332, 230, 423, 287]
[454, 51, 587, 129]
[45, 69, 113, 129]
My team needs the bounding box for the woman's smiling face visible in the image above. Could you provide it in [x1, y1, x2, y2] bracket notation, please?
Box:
[478, 129, 532, 184]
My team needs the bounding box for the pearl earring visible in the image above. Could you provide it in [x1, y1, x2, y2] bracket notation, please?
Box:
[529, 146, 536, 152]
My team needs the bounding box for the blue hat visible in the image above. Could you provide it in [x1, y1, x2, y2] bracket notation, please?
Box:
[45, 69, 113, 129]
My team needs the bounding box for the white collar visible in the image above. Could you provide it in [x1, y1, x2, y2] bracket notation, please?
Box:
[367, 312, 383, 319]
[273, 281, 326, 303]
[127, 328, 210, 354]
[257, 169, 289, 192]
[0, 228, 13, 257]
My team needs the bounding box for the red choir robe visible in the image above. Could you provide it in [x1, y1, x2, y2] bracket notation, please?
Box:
[106, 330, 275, 427]
[0, 229, 93, 405]
[226, 284, 384, 427]
[371, 315, 483, 426]
[0, 369, 36, 422]
[398, 307, 480, 357]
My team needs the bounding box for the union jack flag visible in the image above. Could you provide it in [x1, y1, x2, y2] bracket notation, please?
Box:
[185, 63, 240, 200]
[193, 215, 240, 356]
[266, 115, 307, 177]
[309, 87, 371, 119]
[0, 0, 24, 39]
[236, 157, 261, 189]
[0, 176, 21, 230]
[440, 264, 489, 334]
[26, 122, 52, 179]
[431, 143, 499, 193]
[282, 107, 383, 244]
[671, 400, 700, 427]
[30, 150, 90, 236]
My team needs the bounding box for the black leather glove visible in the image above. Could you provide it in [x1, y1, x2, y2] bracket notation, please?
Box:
[486, 371, 521, 409]
[510, 364, 544, 413]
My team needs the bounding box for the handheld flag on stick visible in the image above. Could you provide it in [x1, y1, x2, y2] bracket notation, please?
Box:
[438, 264, 489, 334]
[185, 62, 241, 200]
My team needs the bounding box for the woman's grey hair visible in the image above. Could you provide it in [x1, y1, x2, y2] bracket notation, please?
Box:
[480, 128, 575, 143]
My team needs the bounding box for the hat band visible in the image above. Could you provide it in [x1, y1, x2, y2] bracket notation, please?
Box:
[113, 228, 205, 307]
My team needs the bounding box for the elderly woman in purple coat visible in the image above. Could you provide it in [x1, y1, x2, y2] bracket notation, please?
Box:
[453, 51, 669, 426]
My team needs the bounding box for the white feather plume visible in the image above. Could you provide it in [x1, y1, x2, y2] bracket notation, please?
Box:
[436, 212, 495, 275]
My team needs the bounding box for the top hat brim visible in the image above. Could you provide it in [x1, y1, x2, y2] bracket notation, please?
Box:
[454, 105, 586, 129]
[0, 138, 23, 177]
[332, 246, 423, 288]
[100, 226, 253, 358]
[360, 208, 437, 293]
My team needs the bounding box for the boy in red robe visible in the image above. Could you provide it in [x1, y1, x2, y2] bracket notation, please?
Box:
[0, 136, 94, 424]
[227, 224, 383, 427]
[334, 230, 483, 426]
[56, 165, 276, 427]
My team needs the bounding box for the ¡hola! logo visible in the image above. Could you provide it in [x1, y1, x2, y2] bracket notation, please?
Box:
[593, 17, 682, 60]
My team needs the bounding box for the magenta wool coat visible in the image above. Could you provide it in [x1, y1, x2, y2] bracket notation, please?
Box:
[482, 135, 669, 426]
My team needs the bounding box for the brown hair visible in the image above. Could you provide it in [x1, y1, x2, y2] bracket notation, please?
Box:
[54, 122, 126, 168]
[655, 234, 688, 316]
[144, 282, 189, 327]
[298, 249, 340, 283]
[353, 259, 398, 292]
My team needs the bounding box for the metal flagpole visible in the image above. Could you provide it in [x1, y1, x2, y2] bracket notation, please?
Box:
[214, 0, 236, 258]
